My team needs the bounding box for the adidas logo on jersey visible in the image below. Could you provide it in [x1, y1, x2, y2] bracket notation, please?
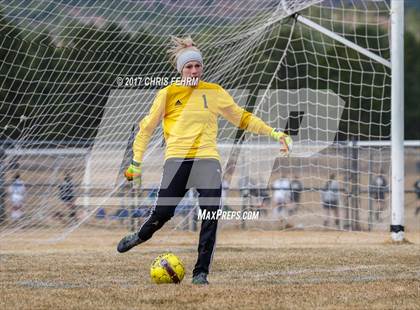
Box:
[175, 99, 182, 106]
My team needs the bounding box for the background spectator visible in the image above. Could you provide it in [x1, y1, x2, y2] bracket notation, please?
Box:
[414, 179, 420, 216]
[271, 174, 291, 218]
[8, 173, 26, 222]
[58, 174, 78, 223]
[321, 174, 340, 228]
[290, 175, 303, 215]
[369, 171, 388, 222]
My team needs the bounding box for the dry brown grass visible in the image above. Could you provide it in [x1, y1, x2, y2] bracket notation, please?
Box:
[1, 228, 419, 310]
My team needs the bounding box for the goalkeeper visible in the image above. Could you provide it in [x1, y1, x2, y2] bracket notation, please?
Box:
[117, 36, 292, 285]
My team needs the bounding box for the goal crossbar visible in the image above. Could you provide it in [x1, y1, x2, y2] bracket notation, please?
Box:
[294, 14, 391, 68]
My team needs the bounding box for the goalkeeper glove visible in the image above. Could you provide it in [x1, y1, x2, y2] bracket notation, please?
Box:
[270, 129, 293, 154]
[124, 160, 142, 185]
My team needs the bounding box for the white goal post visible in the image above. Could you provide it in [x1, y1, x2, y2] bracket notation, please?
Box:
[390, 0, 405, 242]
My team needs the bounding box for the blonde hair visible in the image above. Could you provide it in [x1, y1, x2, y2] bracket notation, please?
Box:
[168, 35, 201, 68]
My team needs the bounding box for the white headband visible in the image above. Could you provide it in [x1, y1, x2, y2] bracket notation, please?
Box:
[176, 50, 203, 73]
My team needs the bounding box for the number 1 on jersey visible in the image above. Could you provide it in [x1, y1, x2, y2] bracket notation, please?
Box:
[202, 94, 208, 109]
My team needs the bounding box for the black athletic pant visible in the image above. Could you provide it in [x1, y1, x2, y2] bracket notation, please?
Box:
[137, 158, 222, 276]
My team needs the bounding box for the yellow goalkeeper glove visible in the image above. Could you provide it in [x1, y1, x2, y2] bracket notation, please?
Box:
[270, 129, 293, 154]
[124, 160, 142, 186]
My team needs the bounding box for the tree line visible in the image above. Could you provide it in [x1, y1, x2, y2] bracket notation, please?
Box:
[0, 8, 418, 145]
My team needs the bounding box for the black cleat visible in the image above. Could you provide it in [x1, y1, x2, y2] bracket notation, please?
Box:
[192, 273, 209, 285]
[117, 232, 143, 253]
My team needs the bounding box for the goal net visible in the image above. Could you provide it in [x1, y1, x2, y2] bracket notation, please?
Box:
[0, 0, 402, 241]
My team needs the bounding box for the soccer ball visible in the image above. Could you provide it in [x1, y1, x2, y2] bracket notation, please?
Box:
[150, 252, 185, 284]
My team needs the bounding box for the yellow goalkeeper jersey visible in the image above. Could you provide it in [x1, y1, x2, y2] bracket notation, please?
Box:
[132, 80, 273, 162]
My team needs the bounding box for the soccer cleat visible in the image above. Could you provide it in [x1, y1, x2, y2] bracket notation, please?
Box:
[192, 273, 209, 285]
[117, 232, 143, 253]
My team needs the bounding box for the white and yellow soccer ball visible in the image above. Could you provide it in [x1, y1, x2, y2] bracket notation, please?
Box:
[150, 253, 185, 284]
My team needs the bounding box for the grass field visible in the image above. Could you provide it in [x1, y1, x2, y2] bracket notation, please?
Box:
[1, 228, 419, 309]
